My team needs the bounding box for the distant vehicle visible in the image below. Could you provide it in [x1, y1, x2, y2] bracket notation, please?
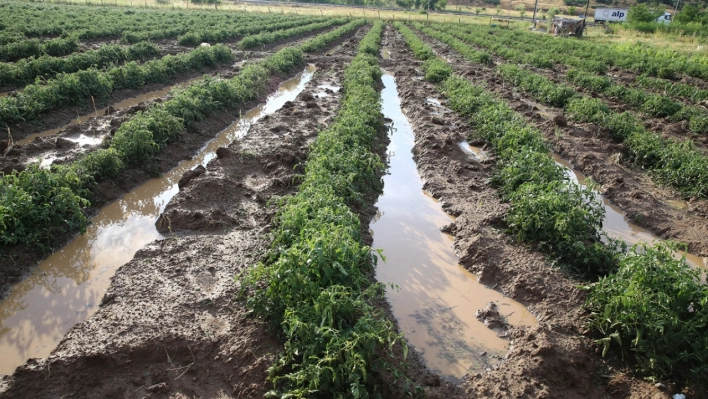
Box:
[656, 12, 672, 24]
[594, 7, 672, 24]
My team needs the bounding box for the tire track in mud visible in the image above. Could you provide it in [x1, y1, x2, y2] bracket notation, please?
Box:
[411, 26, 708, 262]
[0, 50, 356, 397]
[384, 26, 669, 399]
[0, 30, 369, 299]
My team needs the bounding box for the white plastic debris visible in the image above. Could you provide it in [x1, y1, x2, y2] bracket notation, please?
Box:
[673, 394, 686, 399]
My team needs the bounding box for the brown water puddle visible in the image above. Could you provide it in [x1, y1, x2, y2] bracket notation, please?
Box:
[553, 154, 707, 271]
[0, 65, 316, 376]
[371, 72, 537, 380]
[17, 77, 203, 146]
[458, 140, 488, 161]
[381, 47, 391, 60]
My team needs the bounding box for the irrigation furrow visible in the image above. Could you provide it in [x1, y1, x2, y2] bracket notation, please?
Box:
[384, 25, 608, 398]
[409, 23, 708, 262]
[0, 48, 355, 396]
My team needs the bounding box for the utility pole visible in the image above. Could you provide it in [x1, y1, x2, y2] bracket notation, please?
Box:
[582, 0, 590, 27]
[532, 0, 539, 26]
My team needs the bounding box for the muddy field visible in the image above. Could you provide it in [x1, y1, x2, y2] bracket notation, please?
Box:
[1, 21, 707, 399]
[0, 26, 365, 300]
[0, 30, 372, 397]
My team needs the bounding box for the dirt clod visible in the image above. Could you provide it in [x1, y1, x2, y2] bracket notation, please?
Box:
[553, 114, 568, 127]
[178, 165, 206, 189]
[215, 147, 231, 159]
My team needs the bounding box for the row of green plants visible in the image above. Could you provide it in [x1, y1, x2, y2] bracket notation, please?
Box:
[0, 1, 269, 42]
[397, 23, 708, 389]
[634, 74, 708, 103]
[123, 15, 318, 45]
[410, 22, 492, 65]
[429, 23, 589, 72]
[0, 44, 233, 127]
[0, 36, 80, 63]
[0, 42, 160, 88]
[0, 46, 306, 252]
[565, 68, 708, 135]
[300, 19, 367, 53]
[497, 64, 708, 199]
[238, 18, 347, 49]
[239, 21, 409, 398]
[434, 22, 708, 82]
[175, 15, 321, 46]
[423, 23, 708, 134]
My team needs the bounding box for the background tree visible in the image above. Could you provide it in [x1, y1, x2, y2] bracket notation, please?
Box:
[515, 3, 527, 17]
[568, 5, 576, 14]
[396, 0, 415, 9]
[674, 3, 705, 23]
[627, 4, 663, 22]
[548, 7, 560, 18]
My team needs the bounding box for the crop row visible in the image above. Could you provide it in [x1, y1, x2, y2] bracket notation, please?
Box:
[0, 36, 81, 63]
[423, 24, 707, 128]
[121, 15, 320, 45]
[0, 45, 233, 127]
[497, 64, 708, 199]
[0, 46, 305, 252]
[175, 15, 322, 46]
[634, 74, 708, 103]
[0, 42, 160, 88]
[430, 22, 594, 72]
[0, 1, 271, 42]
[239, 22, 408, 398]
[411, 22, 491, 65]
[395, 22, 708, 389]
[300, 19, 367, 53]
[238, 18, 347, 49]
[438, 22, 708, 82]
[565, 68, 708, 135]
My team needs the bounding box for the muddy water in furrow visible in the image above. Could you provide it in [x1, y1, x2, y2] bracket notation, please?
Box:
[553, 154, 707, 271]
[17, 77, 203, 146]
[0, 66, 316, 376]
[371, 72, 537, 380]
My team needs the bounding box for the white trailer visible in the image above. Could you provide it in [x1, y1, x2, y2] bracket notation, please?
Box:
[594, 7, 672, 24]
[594, 8, 628, 23]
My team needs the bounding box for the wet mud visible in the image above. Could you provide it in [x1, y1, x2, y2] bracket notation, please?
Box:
[0, 64, 322, 376]
[0, 41, 363, 396]
[384, 26, 674, 399]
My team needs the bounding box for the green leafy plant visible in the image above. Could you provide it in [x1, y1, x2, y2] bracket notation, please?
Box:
[240, 26, 409, 398]
[585, 242, 708, 387]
